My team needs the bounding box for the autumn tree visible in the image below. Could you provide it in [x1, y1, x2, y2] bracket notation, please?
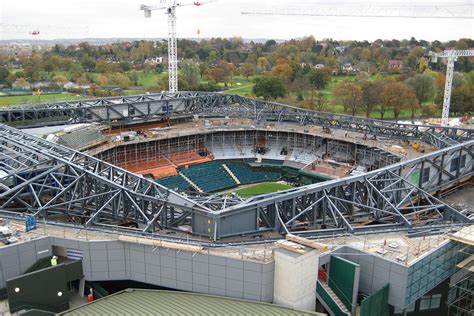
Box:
[361, 80, 384, 118]
[131, 41, 154, 60]
[207, 67, 227, 85]
[308, 68, 331, 100]
[333, 82, 363, 116]
[80, 55, 96, 72]
[180, 60, 200, 90]
[272, 62, 294, 86]
[434, 72, 446, 105]
[41, 57, 56, 74]
[23, 54, 42, 81]
[407, 46, 424, 70]
[218, 61, 237, 84]
[96, 61, 122, 74]
[127, 71, 139, 86]
[95, 74, 109, 86]
[240, 63, 256, 78]
[381, 82, 419, 119]
[314, 91, 326, 111]
[404, 73, 435, 104]
[108, 73, 132, 87]
[418, 57, 429, 72]
[51, 75, 68, 85]
[76, 74, 90, 86]
[252, 76, 286, 100]
[198, 63, 208, 79]
[0, 66, 10, 84]
[257, 57, 269, 73]
[450, 83, 474, 115]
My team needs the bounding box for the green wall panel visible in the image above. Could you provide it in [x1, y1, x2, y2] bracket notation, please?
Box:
[329, 255, 359, 311]
[360, 284, 389, 316]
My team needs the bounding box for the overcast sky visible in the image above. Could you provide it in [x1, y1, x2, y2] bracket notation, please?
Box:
[1, 0, 473, 41]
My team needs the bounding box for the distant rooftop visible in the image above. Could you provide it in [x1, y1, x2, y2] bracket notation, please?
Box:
[59, 289, 322, 316]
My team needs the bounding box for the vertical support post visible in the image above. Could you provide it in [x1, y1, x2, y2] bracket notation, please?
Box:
[442, 57, 455, 126]
[168, 7, 178, 93]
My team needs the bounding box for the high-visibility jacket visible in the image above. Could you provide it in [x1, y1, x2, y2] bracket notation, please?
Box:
[51, 258, 58, 266]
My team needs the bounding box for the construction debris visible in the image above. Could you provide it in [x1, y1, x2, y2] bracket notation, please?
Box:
[286, 234, 328, 252]
[118, 235, 203, 252]
[275, 240, 307, 254]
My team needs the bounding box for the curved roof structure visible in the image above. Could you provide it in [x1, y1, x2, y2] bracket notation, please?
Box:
[0, 93, 472, 242]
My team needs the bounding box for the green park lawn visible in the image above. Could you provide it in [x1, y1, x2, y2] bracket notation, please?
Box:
[136, 71, 169, 87]
[234, 182, 292, 198]
[0, 71, 428, 120]
[0, 93, 87, 107]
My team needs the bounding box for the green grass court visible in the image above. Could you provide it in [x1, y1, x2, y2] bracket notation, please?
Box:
[234, 182, 292, 197]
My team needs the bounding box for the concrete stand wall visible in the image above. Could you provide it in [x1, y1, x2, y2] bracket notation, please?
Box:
[273, 248, 319, 311]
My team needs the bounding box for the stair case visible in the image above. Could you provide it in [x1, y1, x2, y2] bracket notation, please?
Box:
[179, 172, 203, 193]
[222, 164, 241, 185]
[317, 280, 351, 316]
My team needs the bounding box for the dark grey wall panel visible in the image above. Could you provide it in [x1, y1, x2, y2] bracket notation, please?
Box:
[0, 237, 52, 289]
[0, 237, 274, 302]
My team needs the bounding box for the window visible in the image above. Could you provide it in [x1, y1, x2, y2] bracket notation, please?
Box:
[422, 167, 430, 183]
[450, 157, 459, 173]
[419, 294, 442, 310]
[161, 105, 168, 112]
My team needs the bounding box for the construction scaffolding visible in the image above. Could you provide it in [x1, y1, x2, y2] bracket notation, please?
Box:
[447, 226, 474, 315]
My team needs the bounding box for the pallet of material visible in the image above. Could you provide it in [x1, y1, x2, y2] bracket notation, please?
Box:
[118, 235, 203, 252]
[275, 240, 307, 254]
[286, 234, 329, 252]
[456, 255, 473, 269]
[448, 226, 474, 246]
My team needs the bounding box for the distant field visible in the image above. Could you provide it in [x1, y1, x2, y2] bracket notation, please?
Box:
[0, 93, 87, 107]
[220, 75, 256, 97]
[234, 182, 292, 198]
[137, 72, 164, 87]
[223, 83, 254, 97]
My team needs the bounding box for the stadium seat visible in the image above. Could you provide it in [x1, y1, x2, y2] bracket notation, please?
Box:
[179, 161, 237, 192]
[157, 175, 190, 192]
[226, 162, 281, 185]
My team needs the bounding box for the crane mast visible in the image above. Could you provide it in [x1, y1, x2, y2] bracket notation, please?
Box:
[429, 49, 474, 125]
[167, 6, 178, 93]
[140, 1, 215, 93]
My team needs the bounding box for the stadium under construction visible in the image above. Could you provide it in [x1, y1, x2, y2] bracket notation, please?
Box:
[0, 92, 472, 315]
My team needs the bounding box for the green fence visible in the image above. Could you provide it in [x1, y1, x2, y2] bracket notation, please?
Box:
[360, 284, 390, 316]
[329, 255, 359, 311]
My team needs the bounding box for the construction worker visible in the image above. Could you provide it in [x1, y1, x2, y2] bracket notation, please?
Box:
[51, 255, 58, 266]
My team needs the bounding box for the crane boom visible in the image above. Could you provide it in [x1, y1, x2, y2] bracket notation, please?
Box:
[429, 49, 474, 125]
[429, 49, 474, 60]
[242, 2, 474, 19]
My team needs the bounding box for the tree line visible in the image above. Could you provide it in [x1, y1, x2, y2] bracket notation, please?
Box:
[0, 36, 472, 117]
